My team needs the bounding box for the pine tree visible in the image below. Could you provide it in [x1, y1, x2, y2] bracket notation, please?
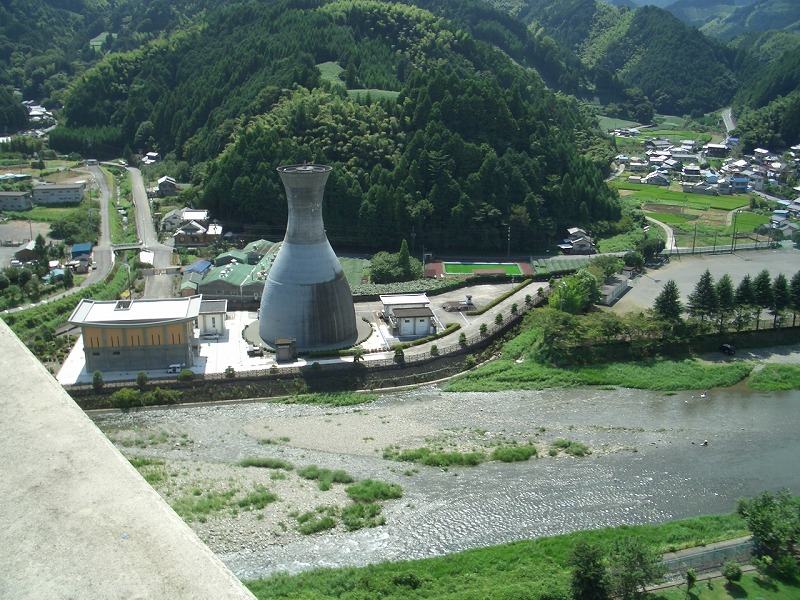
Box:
[686, 269, 718, 322]
[653, 279, 683, 322]
[569, 540, 610, 600]
[771, 273, 791, 326]
[716, 274, 735, 332]
[789, 271, 800, 326]
[753, 269, 773, 330]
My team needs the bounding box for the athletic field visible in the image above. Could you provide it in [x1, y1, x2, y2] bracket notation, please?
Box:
[443, 262, 523, 275]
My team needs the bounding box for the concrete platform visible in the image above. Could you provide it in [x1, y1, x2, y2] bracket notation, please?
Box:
[0, 319, 255, 599]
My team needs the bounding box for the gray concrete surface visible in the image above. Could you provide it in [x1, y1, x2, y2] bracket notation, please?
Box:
[0, 318, 255, 599]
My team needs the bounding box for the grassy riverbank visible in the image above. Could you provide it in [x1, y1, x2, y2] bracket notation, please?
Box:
[244, 512, 751, 599]
[445, 357, 753, 393]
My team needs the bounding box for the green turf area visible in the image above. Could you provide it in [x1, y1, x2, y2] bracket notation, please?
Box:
[598, 115, 641, 130]
[653, 572, 799, 599]
[338, 257, 369, 287]
[317, 61, 400, 101]
[647, 211, 693, 224]
[444, 262, 523, 275]
[614, 182, 750, 211]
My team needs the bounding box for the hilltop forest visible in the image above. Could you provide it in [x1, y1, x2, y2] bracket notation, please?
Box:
[4, 0, 800, 251]
[49, 0, 621, 253]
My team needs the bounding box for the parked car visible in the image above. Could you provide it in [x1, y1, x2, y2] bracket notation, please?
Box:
[719, 343, 736, 356]
[201, 332, 219, 341]
[247, 344, 263, 357]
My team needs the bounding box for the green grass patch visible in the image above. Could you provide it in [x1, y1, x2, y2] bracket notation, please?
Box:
[296, 507, 337, 535]
[444, 262, 523, 275]
[297, 465, 355, 490]
[276, 392, 377, 407]
[345, 479, 403, 503]
[747, 364, 800, 391]
[245, 511, 750, 599]
[236, 485, 278, 511]
[734, 212, 770, 231]
[445, 358, 754, 392]
[383, 446, 486, 467]
[597, 115, 641, 130]
[317, 61, 344, 84]
[653, 571, 800, 599]
[646, 211, 693, 224]
[171, 489, 237, 522]
[5, 205, 85, 223]
[551, 439, 591, 457]
[491, 443, 538, 462]
[129, 457, 168, 485]
[238, 457, 295, 470]
[339, 257, 370, 287]
[341, 502, 385, 531]
[347, 89, 401, 101]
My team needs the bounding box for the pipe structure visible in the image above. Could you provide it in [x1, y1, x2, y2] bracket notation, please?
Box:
[259, 164, 357, 351]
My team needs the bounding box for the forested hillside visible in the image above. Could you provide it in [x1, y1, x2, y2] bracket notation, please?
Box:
[506, 0, 740, 116]
[53, 0, 619, 254]
[696, 0, 800, 41]
[0, 0, 238, 111]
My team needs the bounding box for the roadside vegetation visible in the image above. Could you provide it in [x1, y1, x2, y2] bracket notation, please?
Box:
[1, 261, 130, 366]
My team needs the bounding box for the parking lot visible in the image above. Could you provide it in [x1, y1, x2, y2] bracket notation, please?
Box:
[609, 246, 800, 314]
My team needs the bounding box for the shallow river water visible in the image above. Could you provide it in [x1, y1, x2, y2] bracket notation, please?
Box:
[93, 385, 800, 580]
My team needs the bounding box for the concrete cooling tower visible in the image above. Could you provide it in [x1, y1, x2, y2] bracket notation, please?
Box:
[259, 164, 358, 351]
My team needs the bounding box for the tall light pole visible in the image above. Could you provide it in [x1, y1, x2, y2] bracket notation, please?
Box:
[507, 224, 511, 258]
[730, 210, 739, 253]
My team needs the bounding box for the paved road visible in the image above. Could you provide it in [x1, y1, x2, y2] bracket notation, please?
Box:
[721, 107, 736, 134]
[127, 167, 175, 298]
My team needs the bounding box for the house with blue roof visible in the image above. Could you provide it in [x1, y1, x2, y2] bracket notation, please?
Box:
[70, 242, 93, 260]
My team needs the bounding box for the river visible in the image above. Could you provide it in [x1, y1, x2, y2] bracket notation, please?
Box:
[92, 384, 800, 580]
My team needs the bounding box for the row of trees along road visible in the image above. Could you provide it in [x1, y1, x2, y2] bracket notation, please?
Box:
[655, 268, 800, 331]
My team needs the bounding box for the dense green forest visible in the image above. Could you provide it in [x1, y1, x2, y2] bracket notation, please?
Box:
[505, 0, 740, 116]
[192, 2, 620, 253]
[5, 0, 800, 254]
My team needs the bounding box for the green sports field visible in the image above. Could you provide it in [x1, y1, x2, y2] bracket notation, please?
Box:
[444, 262, 523, 275]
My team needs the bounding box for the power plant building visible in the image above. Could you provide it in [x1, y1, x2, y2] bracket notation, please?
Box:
[259, 164, 357, 351]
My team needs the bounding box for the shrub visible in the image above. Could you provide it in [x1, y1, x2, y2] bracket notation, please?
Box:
[92, 370, 104, 392]
[296, 508, 337, 535]
[297, 465, 354, 490]
[238, 457, 294, 470]
[491, 444, 538, 462]
[177, 369, 195, 382]
[110, 388, 141, 409]
[236, 485, 278, 510]
[346, 479, 403, 503]
[430, 344, 439, 356]
[341, 502, 385, 530]
[224, 366, 236, 378]
[136, 370, 149, 390]
[383, 447, 485, 467]
[551, 439, 591, 457]
[721, 560, 742, 584]
[141, 387, 180, 406]
[479, 323, 488, 336]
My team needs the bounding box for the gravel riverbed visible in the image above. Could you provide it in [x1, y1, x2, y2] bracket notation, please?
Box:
[91, 377, 800, 581]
